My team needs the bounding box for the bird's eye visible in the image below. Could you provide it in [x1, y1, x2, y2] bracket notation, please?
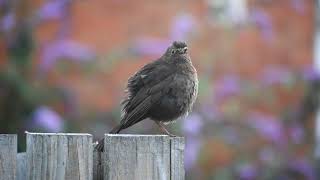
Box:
[171, 49, 176, 54]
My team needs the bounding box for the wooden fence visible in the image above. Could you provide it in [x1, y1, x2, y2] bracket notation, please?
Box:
[0, 133, 184, 180]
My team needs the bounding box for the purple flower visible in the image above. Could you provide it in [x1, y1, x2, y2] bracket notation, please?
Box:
[0, 0, 9, 8]
[38, 0, 69, 21]
[170, 13, 196, 41]
[289, 123, 304, 144]
[132, 38, 171, 57]
[182, 113, 203, 135]
[247, 112, 285, 145]
[250, 9, 274, 41]
[184, 137, 201, 170]
[200, 103, 221, 121]
[259, 147, 275, 164]
[289, 159, 315, 180]
[302, 67, 320, 81]
[39, 39, 95, 73]
[214, 74, 241, 100]
[32, 106, 64, 132]
[237, 163, 258, 180]
[1, 13, 15, 32]
[261, 66, 291, 86]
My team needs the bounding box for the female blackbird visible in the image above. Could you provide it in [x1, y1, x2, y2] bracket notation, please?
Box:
[96, 41, 198, 151]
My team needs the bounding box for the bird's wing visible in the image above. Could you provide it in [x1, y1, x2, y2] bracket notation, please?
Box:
[120, 92, 161, 128]
[126, 60, 173, 95]
[122, 60, 174, 112]
[120, 75, 175, 128]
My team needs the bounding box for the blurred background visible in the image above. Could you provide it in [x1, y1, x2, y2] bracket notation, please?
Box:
[0, 0, 318, 179]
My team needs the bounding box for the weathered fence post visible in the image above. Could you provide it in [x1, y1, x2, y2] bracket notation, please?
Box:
[102, 134, 185, 180]
[26, 132, 93, 180]
[0, 134, 17, 180]
[170, 137, 185, 180]
[17, 153, 26, 180]
[0, 133, 184, 179]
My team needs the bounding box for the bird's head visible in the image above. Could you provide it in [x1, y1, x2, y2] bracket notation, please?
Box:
[164, 41, 189, 59]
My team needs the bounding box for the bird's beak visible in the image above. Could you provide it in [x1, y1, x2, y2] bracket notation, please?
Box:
[178, 47, 188, 54]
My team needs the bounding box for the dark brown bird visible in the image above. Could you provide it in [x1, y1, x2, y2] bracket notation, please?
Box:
[96, 41, 198, 151]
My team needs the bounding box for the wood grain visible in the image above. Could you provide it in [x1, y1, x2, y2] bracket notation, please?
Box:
[170, 137, 185, 180]
[103, 134, 184, 180]
[0, 134, 17, 180]
[26, 132, 93, 180]
[17, 153, 26, 180]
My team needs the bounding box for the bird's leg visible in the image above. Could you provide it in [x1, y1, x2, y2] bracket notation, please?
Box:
[155, 121, 176, 137]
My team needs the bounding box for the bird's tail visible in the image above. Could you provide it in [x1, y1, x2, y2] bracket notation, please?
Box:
[109, 124, 122, 134]
[95, 125, 123, 151]
[95, 138, 105, 151]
